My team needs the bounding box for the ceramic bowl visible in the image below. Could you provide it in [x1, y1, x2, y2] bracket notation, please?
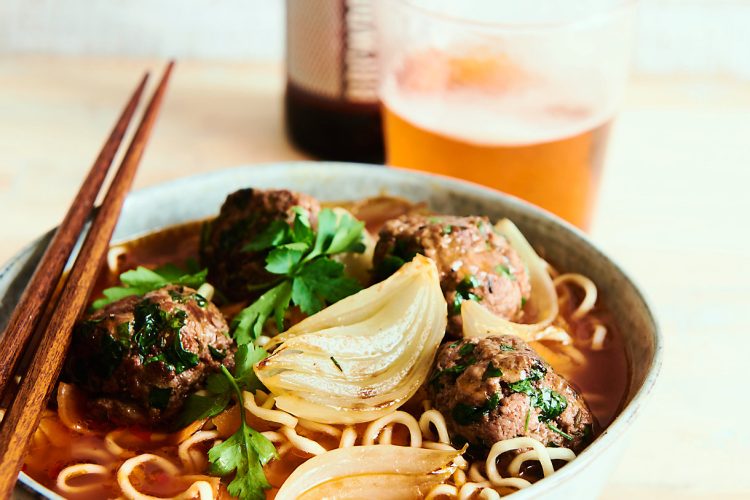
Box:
[0, 163, 661, 499]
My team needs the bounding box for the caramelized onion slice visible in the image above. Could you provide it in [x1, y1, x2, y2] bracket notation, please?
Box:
[256, 255, 447, 424]
[274, 445, 462, 500]
[462, 219, 561, 342]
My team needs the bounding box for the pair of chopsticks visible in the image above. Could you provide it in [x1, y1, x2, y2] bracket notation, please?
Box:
[0, 61, 175, 495]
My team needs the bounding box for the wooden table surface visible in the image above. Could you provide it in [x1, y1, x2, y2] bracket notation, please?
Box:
[1, 56, 748, 499]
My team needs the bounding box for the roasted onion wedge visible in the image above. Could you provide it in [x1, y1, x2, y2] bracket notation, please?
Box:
[255, 255, 447, 424]
[274, 445, 462, 500]
[462, 219, 568, 343]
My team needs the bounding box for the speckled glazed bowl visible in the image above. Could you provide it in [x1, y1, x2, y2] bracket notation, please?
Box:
[1, 163, 660, 499]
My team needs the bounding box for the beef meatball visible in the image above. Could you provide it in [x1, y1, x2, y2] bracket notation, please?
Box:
[373, 215, 530, 336]
[200, 188, 320, 302]
[428, 336, 593, 453]
[65, 285, 234, 426]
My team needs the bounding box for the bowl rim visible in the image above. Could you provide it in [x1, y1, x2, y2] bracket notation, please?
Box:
[7, 161, 662, 498]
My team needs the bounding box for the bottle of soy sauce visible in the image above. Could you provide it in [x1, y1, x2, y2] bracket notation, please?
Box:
[284, 0, 384, 164]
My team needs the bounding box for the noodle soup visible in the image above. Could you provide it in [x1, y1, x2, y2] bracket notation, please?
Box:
[18, 194, 629, 500]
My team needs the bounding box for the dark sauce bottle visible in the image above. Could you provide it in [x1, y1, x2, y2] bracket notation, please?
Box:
[285, 0, 384, 164]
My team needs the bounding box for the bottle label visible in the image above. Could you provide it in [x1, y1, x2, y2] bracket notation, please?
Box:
[286, 0, 378, 103]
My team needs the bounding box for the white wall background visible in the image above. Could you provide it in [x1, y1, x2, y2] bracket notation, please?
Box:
[1, 0, 749, 79]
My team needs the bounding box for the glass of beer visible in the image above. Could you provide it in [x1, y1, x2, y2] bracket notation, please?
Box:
[377, 0, 636, 229]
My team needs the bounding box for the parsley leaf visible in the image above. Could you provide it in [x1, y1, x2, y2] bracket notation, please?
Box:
[179, 344, 269, 426]
[134, 300, 198, 375]
[148, 387, 172, 410]
[242, 220, 292, 253]
[458, 343, 476, 356]
[232, 281, 292, 345]
[330, 356, 343, 372]
[208, 366, 277, 500]
[265, 245, 306, 275]
[292, 259, 362, 315]
[451, 275, 482, 315]
[92, 264, 207, 309]
[507, 368, 568, 424]
[231, 207, 364, 342]
[233, 344, 268, 392]
[547, 422, 574, 441]
[483, 362, 503, 380]
[452, 392, 502, 425]
[537, 388, 568, 421]
[307, 208, 366, 260]
[179, 392, 231, 426]
[495, 264, 517, 281]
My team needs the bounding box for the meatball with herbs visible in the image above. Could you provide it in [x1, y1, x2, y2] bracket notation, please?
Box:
[373, 215, 530, 336]
[65, 285, 234, 427]
[200, 188, 321, 301]
[429, 335, 593, 453]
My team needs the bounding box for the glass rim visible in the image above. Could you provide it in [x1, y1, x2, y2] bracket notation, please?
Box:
[392, 0, 638, 30]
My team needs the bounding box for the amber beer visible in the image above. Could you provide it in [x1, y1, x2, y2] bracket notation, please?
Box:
[383, 107, 611, 229]
[376, 1, 635, 230]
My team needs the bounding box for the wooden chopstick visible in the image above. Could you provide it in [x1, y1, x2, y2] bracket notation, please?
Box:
[0, 61, 175, 496]
[0, 72, 149, 396]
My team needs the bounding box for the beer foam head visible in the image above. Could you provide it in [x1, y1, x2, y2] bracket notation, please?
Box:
[382, 53, 618, 147]
[378, 1, 634, 146]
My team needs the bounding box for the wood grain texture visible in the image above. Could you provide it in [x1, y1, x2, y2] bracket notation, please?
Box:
[0, 62, 172, 496]
[0, 57, 748, 498]
[0, 71, 147, 396]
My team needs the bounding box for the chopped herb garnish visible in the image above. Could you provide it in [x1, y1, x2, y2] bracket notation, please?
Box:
[232, 207, 365, 343]
[193, 293, 207, 307]
[495, 264, 516, 281]
[148, 387, 172, 409]
[452, 392, 503, 425]
[449, 341, 461, 348]
[209, 345, 227, 360]
[521, 297, 527, 308]
[507, 368, 567, 423]
[115, 321, 131, 346]
[458, 343, 476, 357]
[443, 225, 453, 235]
[430, 363, 467, 385]
[547, 422, 574, 441]
[508, 378, 536, 396]
[452, 275, 482, 315]
[499, 344, 515, 352]
[132, 299, 166, 354]
[452, 403, 483, 425]
[524, 408, 531, 432]
[98, 333, 125, 378]
[133, 300, 198, 374]
[536, 388, 568, 421]
[483, 362, 503, 380]
[374, 238, 417, 280]
[487, 392, 500, 410]
[330, 356, 343, 372]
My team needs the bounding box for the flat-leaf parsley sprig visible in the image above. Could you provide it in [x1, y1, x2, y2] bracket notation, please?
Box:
[178, 343, 276, 500]
[92, 262, 207, 309]
[232, 207, 366, 344]
[208, 362, 277, 499]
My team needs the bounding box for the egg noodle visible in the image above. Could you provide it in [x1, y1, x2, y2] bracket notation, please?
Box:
[37, 389, 575, 499]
